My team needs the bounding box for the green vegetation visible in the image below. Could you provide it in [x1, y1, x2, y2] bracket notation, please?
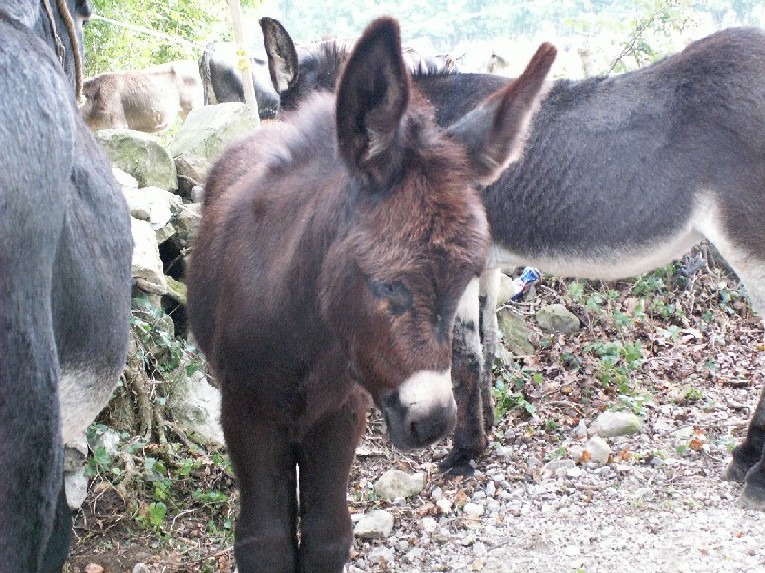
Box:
[584, 339, 644, 393]
[492, 362, 541, 420]
[83, 427, 235, 540]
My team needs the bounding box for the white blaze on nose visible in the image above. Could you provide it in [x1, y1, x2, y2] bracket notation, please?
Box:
[397, 369, 455, 415]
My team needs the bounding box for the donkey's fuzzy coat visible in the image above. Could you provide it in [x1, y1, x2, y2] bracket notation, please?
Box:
[188, 17, 555, 572]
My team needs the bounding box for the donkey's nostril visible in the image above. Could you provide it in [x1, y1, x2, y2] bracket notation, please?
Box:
[410, 408, 452, 447]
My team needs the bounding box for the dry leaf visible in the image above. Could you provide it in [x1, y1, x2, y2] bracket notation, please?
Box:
[690, 437, 706, 451]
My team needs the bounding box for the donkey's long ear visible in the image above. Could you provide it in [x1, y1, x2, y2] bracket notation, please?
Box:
[335, 17, 409, 187]
[447, 43, 557, 186]
[260, 17, 299, 95]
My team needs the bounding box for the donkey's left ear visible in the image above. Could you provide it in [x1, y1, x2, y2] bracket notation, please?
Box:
[335, 17, 409, 187]
[447, 43, 557, 186]
[260, 17, 299, 95]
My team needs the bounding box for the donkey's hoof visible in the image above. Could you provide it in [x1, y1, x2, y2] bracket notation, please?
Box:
[438, 448, 479, 476]
[723, 459, 750, 483]
[737, 482, 765, 510]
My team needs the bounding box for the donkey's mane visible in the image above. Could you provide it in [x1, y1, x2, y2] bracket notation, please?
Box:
[304, 38, 457, 83]
[297, 40, 351, 91]
[410, 59, 456, 77]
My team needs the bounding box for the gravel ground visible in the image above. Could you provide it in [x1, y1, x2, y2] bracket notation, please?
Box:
[343, 269, 765, 573]
[347, 380, 765, 573]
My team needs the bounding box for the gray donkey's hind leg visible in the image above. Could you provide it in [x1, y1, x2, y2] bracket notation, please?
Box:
[479, 268, 502, 435]
[715, 244, 765, 508]
[729, 383, 765, 508]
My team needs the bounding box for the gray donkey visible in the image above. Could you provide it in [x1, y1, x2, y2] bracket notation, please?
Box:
[260, 19, 765, 509]
[0, 1, 131, 570]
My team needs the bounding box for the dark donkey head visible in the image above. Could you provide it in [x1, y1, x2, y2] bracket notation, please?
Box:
[260, 16, 349, 113]
[314, 20, 554, 449]
[260, 17, 452, 115]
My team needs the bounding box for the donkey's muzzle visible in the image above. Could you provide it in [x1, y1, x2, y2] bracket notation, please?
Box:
[382, 369, 456, 450]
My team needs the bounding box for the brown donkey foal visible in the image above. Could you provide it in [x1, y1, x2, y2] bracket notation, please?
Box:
[187, 17, 555, 573]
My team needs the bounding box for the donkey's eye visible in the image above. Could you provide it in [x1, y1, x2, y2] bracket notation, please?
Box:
[368, 279, 412, 315]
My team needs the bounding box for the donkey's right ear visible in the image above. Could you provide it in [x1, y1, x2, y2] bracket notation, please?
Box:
[447, 42, 556, 186]
[260, 17, 299, 95]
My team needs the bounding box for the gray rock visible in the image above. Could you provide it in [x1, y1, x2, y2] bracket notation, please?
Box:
[155, 222, 176, 246]
[131, 218, 168, 295]
[169, 103, 261, 183]
[421, 517, 439, 532]
[354, 509, 394, 539]
[583, 436, 612, 464]
[374, 469, 426, 500]
[463, 502, 485, 518]
[672, 426, 696, 440]
[112, 167, 138, 189]
[566, 466, 584, 478]
[123, 186, 183, 231]
[546, 459, 576, 473]
[535, 303, 581, 333]
[65, 467, 89, 510]
[191, 185, 205, 204]
[436, 498, 452, 513]
[497, 308, 536, 355]
[591, 411, 643, 437]
[165, 276, 187, 307]
[497, 272, 517, 305]
[368, 546, 395, 565]
[572, 419, 589, 440]
[96, 129, 177, 191]
[167, 370, 225, 446]
[173, 203, 202, 247]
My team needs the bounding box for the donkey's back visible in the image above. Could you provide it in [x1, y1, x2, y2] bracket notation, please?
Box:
[466, 26, 765, 507]
[487, 26, 765, 287]
[188, 99, 344, 376]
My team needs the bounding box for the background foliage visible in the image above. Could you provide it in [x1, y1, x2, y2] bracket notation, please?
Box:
[83, 0, 764, 76]
[83, 0, 230, 74]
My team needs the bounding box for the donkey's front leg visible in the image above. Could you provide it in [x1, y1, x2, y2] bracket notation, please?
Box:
[222, 388, 299, 573]
[297, 389, 368, 573]
[479, 268, 502, 434]
[726, 383, 765, 508]
[440, 277, 487, 475]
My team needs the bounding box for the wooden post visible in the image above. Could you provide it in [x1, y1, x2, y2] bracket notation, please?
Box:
[227, 0, 260, 117]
